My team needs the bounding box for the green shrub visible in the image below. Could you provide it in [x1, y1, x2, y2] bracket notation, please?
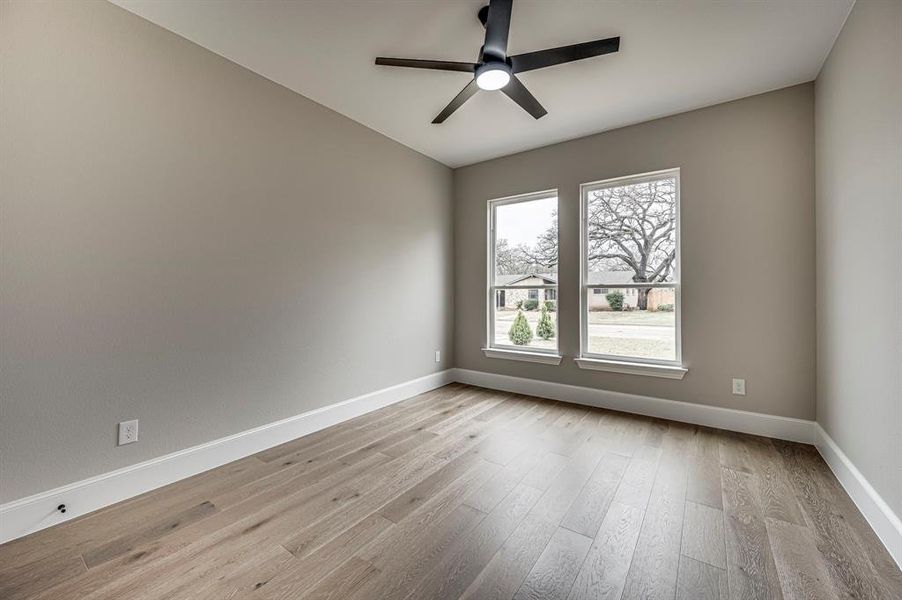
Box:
[544, 300, 556, 312]
[605, 290, 624, 311]
[536, 305, 555, 340]
[523, 299, 539, 311]
[657, 303, 674, 312]
[508, 309, 533, 345]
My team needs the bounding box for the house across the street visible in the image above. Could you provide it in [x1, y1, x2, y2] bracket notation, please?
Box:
[495, 272, 675, 310]
[494, 274, 558, 309]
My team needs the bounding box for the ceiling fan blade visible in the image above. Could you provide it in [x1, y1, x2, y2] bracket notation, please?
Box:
[375, 57, 477, 73]
[433, 79, 479, 123]
[509, 36, 620, 73]
[483, 0, 513, 59]
[501, 76, 547, 119]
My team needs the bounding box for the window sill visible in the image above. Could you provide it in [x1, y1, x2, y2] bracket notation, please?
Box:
[482, 348, 563, 365]
[574, 357, 688, 379]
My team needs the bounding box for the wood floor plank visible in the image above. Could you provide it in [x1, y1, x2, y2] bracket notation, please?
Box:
[4, 385, 896, 600]
[766, 518, 839, 600]
[356, 462, 497, 570]
[82, 499, 218, 568]
[567, 501, 644, 600]
[620, 428, 691, 600]
[513, 526, 593, 600]
[719, 430, 758, 474]
[720, 466, 784, 600]
[687, 426, 725, 509]
[744, 437, 805, 526]
[405, 483, 544, 600]
[641, 418, 671, 448]
[460, 514, 558, 600]
[285, 454, 494, 559]
[379, 428, 440, 457]
[781, 442, 902, 597]
[560, 452, 629, 537]
[681, 500, 727, 569]
[611, 444, 662, 509]
[520, 451, 571, 491]
[345, 504, 486, 600]
[379, 450, 483, 523]
[165, 543, 294, 600]
[772, 439, 894, 599]
[596, 411, 646, 457]
[428, 391, 514, 435]
[0, 549, 87, 600]
[528, 449, 603, 525]
[676, 555, 729, 600]
[463, 469, 523, 514]
[248, 513, 393, 598]
[302, 556, 380, 600]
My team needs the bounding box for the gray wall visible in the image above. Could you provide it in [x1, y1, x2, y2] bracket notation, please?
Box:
[0, 1, 453, 502]
[815, 0, 902, 515]
[454, 84, 816, 420]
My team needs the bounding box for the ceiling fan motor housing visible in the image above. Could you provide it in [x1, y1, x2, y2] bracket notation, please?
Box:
[475, 61, 512, 90]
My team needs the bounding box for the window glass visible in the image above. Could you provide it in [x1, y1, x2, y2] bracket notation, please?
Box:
[581, 171, 680, 364]
[490, 193, 559, 353]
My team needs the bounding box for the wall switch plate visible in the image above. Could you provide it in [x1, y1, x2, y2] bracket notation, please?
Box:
[118, 420, 139, 445]
[732, 378, 746, 396]
[435, 350, 441, 363]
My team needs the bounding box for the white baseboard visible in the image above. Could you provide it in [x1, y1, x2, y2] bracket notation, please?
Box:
[0, 369, 453, 544]
[814, 424, 902, 569]
[451, 368, 815, 444]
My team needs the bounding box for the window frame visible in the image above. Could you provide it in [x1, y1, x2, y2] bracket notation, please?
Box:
[578, 168, 683, 368]
[486, 189, 560, 357]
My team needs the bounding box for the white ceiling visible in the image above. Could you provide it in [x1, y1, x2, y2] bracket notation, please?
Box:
[112, 0, 853, 167]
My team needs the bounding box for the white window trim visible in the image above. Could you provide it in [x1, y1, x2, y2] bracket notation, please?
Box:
[483, 347, 563, 365]
[574, 357, 687, 379]
[487, 190, 559, 357]
[578, 168, 685, 375]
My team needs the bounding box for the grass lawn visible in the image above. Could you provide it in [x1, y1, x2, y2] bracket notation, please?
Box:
[494, 308, 676, 360]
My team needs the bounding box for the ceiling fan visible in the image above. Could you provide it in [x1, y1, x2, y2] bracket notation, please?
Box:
[375, 0, 620, 123]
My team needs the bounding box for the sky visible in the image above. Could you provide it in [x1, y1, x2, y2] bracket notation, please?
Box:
[495, 196, 556, 247]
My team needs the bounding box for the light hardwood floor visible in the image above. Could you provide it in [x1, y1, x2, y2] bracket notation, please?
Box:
[2, 384, 900, 599]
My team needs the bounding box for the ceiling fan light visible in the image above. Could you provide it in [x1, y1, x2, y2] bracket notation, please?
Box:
[475, 63, 511, 90]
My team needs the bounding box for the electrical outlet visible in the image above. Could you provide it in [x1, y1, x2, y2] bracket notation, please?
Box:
[435, 350, 441, 363]
[118, 420, 139, 445]
[732, 378, 746, 396]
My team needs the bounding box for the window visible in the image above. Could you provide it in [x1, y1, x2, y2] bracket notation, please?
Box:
[580, 169, 681, 366]
[488, 190, 558, 355]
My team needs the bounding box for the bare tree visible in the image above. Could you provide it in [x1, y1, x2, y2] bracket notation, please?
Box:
[495, 209, 559, 276]
[510, 209, 558, 272]
[586, 178, 676, 309]
[495, 238, 526, 275]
